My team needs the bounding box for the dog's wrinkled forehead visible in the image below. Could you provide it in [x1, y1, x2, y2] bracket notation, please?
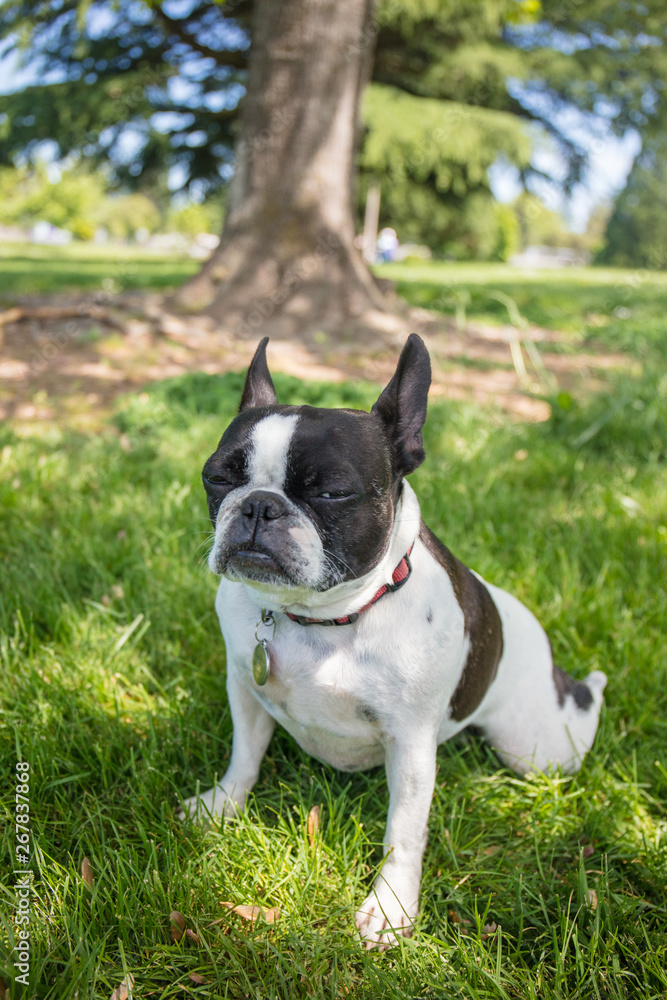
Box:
[215, 404, 391, 489]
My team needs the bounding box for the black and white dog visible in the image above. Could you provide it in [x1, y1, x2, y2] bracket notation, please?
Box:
[182, 334, 606, 949]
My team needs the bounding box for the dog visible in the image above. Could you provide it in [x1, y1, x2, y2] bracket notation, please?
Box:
[181, 334, 606, 949]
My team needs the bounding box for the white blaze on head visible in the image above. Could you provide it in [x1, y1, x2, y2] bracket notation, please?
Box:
[247, 413, 299, 491]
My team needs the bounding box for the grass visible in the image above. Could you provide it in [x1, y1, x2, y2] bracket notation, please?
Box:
[378, 259, 667, 359]
[0, 253, 666, 998]
[0, 242, 199, 297]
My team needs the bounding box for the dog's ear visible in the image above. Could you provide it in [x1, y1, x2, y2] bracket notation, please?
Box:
[239, 337, 278, 411]
[371, 333, 431, 476]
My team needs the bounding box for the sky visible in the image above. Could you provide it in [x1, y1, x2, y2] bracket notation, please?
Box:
[0, 42, 639, 232]
[490, 128, 640, 232]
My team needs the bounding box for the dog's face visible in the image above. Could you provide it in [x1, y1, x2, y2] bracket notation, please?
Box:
[203, 335, 431, 597]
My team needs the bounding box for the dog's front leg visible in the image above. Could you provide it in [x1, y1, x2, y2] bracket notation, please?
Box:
[180, 669, 276, 823]
[356, 732, 437, 950]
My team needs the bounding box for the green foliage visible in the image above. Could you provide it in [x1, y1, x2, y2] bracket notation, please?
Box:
[0, 165, 162, 239]
[360, 84, 531, 256]
[166, 199, 224, 238]
[0, 355, 666, 996]
[95, 192, 162, 241]
[513, 190, 570, 250]
[1, 0, 666, 254]
[0, 164, 107, 237]
[599, 137, 667, 269]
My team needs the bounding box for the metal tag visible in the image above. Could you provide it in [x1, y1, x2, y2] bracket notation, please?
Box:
[252, 641, 270, 686]
[252, 608, 275, 686]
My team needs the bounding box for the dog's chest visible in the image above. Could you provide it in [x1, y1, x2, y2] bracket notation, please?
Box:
[246, 626, 391, 771]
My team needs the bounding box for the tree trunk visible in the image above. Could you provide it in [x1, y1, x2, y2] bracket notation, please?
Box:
[170, 0, 403, 344]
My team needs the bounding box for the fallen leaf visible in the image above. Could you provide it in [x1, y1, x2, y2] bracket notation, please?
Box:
[81, 857, 94, 889]
[221, 901, 280, 923]
[481, 921, 498, 940]
[448, 910, 471, 926]
[307, 804, 321, 847]
[582, 844, 595, 859]
[584, 889, 598, 911]
[185, 928, 201, 945]
[169, 910, 186, 943]
[224, 902, 262, 922]
[482, 845, 501, 856]
[110, 973, 134, 1000]
[188, 972, 208, 985]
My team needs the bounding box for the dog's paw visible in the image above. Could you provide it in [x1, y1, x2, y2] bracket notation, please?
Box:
[177, 785, 242, 825]
[355, 878, 418, 951]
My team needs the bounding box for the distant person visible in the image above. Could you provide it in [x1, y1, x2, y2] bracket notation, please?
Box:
[376, 227, 399, 263]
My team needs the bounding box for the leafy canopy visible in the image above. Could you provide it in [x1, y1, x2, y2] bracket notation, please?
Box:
[0, 0, 665, 252]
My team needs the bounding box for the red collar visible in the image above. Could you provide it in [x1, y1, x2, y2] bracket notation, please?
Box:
[285, 544, 414, 627]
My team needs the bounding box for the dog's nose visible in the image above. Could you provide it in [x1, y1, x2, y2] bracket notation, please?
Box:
[242, 490, 287, 523]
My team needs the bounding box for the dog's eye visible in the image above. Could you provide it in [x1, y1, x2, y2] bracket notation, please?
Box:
[205, 475, 230, 486]
[318, 490, 353, 499]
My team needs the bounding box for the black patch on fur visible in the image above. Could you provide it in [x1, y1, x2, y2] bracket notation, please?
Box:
[426, 607, 433, 624]
[371, 333, 431, 478]
[283, 406, 395, 582]
[239, 337, 278, 410]
[356, 703, 379, 724]
[419, 521, 504, 722]
[552, 664, 593, 710]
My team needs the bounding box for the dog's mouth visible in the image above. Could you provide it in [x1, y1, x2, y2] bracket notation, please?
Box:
[219, 544, 296, 584]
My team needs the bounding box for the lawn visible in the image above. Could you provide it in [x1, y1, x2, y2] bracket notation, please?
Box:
[0, 251, 666, 999]
[0, 242, 199, 297]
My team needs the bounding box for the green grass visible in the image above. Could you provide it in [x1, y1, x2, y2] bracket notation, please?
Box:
[0, 242, 199, 297]
[379, 259, 667, 359]
[0, 254, 666, 997]
[1, 361, 666, 998]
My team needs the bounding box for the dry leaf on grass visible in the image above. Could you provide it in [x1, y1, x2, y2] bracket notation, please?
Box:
[169, 910, 186, 943]
[448, 910, 471, 926]
[185, 928, 201, 945]
[219, 901, 280, 924]
[81, 857, 94, 889]
[188, 972, 209, 985]
[307, 804, 321, 846]
[481, 922, 498, 940]
[582, 844, 595, 859]
[110, 973, 134, 1000]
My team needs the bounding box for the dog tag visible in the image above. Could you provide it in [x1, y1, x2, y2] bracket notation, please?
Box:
[252, 609, 275, 686]
[252, 641, 270, 686]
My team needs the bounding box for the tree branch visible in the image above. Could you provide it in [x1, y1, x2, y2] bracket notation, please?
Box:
[152, 7, 248, 69]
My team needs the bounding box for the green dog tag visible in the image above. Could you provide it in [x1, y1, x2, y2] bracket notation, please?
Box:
[252, 641, 270, 686]
[252, 609, 275, 686]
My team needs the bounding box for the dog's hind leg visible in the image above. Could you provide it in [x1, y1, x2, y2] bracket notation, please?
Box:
[471, 584, 607, 776]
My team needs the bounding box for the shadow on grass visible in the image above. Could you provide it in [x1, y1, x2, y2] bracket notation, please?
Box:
[1, 366, 665, 998]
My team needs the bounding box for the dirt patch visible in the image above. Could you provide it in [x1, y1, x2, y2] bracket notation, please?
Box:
[0, 291, 629, 430]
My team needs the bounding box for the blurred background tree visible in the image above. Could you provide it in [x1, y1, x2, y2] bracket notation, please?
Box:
[597, 136, 667, 270]
[0, 0, 665, 331]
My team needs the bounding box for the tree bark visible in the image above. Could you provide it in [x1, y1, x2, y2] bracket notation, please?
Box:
[170, 0, 403, 344]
